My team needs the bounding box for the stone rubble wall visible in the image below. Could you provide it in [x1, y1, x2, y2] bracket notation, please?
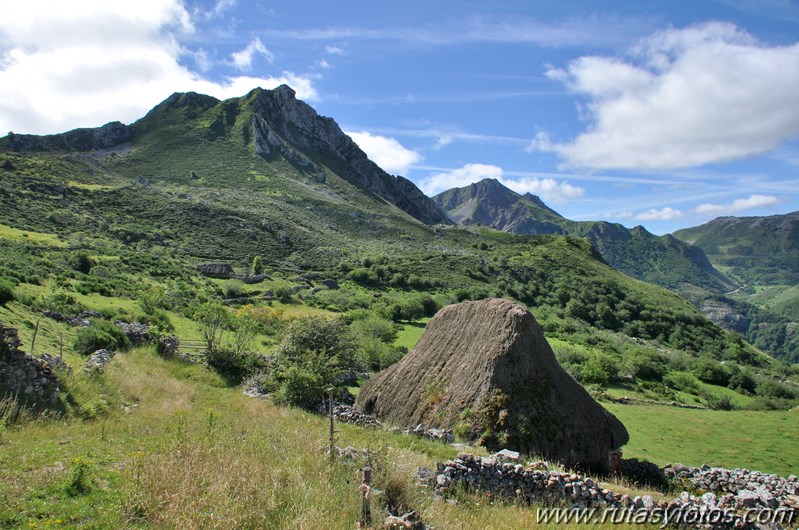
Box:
[664, 463, 799, 506]
[0, 323, 61, 408]
[434, 453, 798, 529]
[83, 349, 115, 372]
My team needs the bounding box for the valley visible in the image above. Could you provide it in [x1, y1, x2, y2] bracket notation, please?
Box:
[1, 86, 798, 528]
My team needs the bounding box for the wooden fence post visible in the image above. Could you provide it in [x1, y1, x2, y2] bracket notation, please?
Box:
[30, 319, 40, 356]
[328, 387, 335, 462]
[359, 466, 372, 529]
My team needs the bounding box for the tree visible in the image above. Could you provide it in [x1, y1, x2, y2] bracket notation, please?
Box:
[194, 302, 230, 354]
[273, 316, 358, 408]
[251, 255, 264, 276]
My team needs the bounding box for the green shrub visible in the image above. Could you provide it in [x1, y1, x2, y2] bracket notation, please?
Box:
[206, 349, 265, 384]
[692, 358, 730, 387]
[579, 352, 620, 386]
[700, 391, 735, 411]
[351, 314, 397, 344]
[70, 252, 93, 274]
[663, 371, 699, 393]
[274, 366, 325, 409]
[251, 255, 263, 275]
[73, 320, 130, 355]
[137, 309, 174, 333]
[65, 457, 94, 496]
[756, 379, 796, 400]
[0, 277, 15, 305]
[728, 369, 757, 394]
[627, 351, 669, 382]
[39, 288, 84, 315]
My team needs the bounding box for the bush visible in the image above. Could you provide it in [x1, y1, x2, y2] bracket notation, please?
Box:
[274, 366, 325, 409]
[206, 349, 265, 384]
[0, 277, 15, 305]
[251, 255, 263, 276]
[73, 320, 130, 355]
[756, 379, 796, 400]
[700, 391, 735, 411]
[627, 351, 668, 382]
[728, 369, 757, 394]
[579, 352, 619, 386]
[137, 309, 174, 333]
[39, 288, 84, 315]
[663, 371, 699, 393]
[70, 252, 93, 275]
[692, 358, 730, 387]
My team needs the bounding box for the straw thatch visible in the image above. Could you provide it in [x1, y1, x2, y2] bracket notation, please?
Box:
[356, 298, 628, 472]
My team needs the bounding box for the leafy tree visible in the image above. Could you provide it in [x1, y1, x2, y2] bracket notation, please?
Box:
[251, 255, 264, 276]
[194, 302, 230, 354]
[70, 252, 93, 274]
[273, 316, 358, 408]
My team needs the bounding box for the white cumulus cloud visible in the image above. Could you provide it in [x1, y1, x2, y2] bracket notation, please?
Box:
[230, 37, 274, 70]
[346, 131, 422, 175]
[695, 194, 778, 215]
[534, 22, 799, 170]
[420, 163, 584, 203]
[0, 0, 317, 135]
[635, 207, 684, 221]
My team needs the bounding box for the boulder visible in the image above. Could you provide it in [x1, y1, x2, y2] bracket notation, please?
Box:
[196, 263, 235, 278]
[356, 298, 628, 472]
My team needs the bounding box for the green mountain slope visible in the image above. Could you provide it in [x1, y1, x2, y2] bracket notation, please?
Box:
[433, 179, 734, 296]
[673, 212, 799, 362]
[0, 86, 794, 394]
[673, 212, 799, 286]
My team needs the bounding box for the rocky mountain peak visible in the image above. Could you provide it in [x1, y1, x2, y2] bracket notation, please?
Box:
[248, 85, 452, 225]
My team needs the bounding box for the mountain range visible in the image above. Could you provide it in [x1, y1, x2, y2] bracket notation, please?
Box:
[433, 178, 799, 362]
[1, 85, 797, 363]
[433, 178, 734, 296]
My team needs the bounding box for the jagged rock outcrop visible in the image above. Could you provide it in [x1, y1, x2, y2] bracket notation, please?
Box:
[5, 121, 132, 152]
[196, 263, 235, 278]
[249, 85, 451, 226]
[700, 299, 751, 334]
[356, 298, 628, 472]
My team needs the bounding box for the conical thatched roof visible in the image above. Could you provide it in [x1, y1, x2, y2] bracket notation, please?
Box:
[355, 298, 628, 472]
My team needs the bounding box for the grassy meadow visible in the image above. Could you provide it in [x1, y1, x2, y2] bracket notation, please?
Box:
[0, 347, 682, 529]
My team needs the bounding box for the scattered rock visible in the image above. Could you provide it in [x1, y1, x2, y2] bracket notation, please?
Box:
[83, 349, 115, 372]
[115, 321, 150, 346]
[321, 279, 340, 290]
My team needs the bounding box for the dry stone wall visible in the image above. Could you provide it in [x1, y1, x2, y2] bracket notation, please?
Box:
[0, 323, 61, 408]
[433, 452, 798, 529]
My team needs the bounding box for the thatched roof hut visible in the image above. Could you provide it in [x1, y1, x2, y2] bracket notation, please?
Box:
[355, 298, 628, 472]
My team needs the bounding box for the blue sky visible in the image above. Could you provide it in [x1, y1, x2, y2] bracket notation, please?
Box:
[1, 1, 798, 234]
